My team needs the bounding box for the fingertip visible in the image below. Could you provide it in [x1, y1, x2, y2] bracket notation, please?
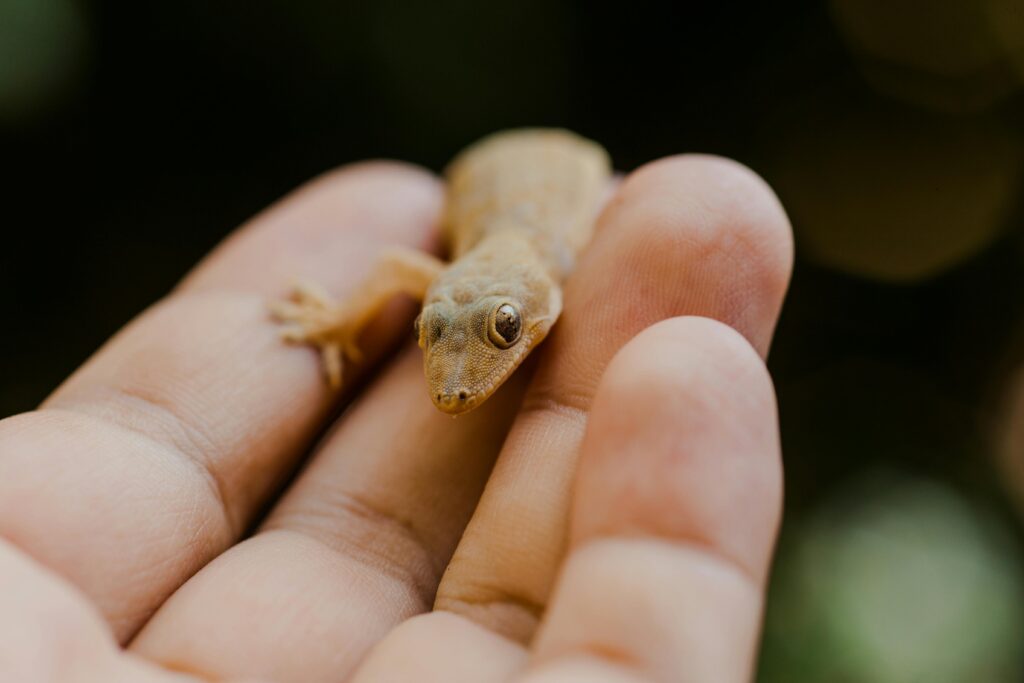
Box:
[573, 316, 783, 584]
[597, 154, 793, 356]
[600, 316, 772, 405]
[615, 154, 793, 268]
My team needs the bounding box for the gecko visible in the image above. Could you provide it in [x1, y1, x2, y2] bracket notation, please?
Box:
[270, 128, 611, 415]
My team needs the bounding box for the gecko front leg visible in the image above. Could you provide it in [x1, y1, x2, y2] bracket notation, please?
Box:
[270, 246, 445, 387]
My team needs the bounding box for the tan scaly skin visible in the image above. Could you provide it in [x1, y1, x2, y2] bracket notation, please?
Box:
[271, 128, 611, 414]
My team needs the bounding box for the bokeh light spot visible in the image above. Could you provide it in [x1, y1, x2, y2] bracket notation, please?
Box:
[0, 0, 89, 122]
[763, 97, 1021, 282]
[761, 473, 1024, 682]
[831, 0, 1024, 111]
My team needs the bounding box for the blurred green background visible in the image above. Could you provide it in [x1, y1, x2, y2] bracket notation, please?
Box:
[4, 1, 1024, 679]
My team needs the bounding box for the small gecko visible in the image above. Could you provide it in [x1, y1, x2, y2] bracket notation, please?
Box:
[271, 129, 611, 414]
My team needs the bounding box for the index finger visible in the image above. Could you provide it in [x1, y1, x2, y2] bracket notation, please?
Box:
[0, 162, 442, 641]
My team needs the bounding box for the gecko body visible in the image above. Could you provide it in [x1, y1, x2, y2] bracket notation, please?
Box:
[272, 129, 610, 414]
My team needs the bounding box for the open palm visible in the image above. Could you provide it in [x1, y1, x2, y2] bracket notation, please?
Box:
[1, 154, 791, 682]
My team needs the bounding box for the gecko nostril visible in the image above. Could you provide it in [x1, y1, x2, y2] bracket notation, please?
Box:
[458, 390, 468, 401]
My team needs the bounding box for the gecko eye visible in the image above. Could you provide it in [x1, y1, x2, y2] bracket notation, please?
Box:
[488, 303, 522, 348]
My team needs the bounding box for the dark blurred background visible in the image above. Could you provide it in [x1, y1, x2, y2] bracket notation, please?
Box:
[4, 1, 1024, 679]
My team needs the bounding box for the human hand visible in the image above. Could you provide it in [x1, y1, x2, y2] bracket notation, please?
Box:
[0, 154, 791, 682]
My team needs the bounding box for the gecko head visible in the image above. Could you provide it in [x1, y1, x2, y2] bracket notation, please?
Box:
[415, 292, 560, 415]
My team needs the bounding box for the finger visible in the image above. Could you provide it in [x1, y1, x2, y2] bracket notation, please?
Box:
[130, 346, 527, 682]
[0, 538, 225, 683]
[0, 163, 442, 641]
[522, 317, 782, 682]
[435, 155, 793, 641]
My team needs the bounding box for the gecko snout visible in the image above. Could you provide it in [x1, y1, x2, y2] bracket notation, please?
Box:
[434, 389, 476, 414]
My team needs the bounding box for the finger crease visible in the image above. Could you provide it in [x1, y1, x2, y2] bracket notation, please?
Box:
[580, 534, 763, 600]
[516, 390, 589, 423]
[266, 491, 439, 609]
[44, 388, 236, 541]
[434, 581, 545, 639]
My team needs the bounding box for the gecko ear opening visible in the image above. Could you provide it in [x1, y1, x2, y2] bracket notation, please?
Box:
[488, 302, 522, 349]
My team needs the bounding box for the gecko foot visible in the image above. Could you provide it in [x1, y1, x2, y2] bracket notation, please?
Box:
[269, 281, 364, 388]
